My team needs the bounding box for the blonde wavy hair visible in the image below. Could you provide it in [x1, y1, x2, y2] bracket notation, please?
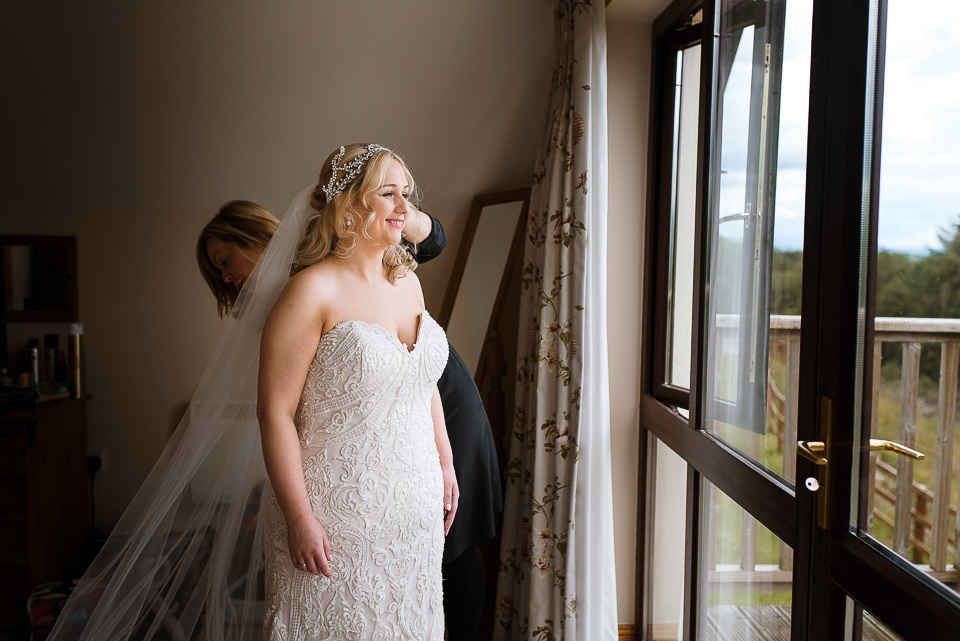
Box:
[292, 143, 419, 282]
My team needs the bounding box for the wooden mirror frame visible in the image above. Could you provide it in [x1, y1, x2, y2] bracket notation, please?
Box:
[438, 188, 530, 380]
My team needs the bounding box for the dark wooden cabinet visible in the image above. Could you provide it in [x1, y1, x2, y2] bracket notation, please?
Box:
[0, 398, 89, 637]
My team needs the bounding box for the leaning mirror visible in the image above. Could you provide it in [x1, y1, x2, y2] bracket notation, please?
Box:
[438, 188, 530, 377]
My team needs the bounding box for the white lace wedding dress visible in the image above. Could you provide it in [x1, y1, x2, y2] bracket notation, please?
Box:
[262, 311, 448, 641]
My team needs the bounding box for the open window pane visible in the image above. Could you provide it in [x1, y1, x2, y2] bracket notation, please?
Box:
[703, 0, 812, 485]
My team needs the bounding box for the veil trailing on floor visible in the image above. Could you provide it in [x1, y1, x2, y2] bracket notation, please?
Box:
[49, 186, 316, 641]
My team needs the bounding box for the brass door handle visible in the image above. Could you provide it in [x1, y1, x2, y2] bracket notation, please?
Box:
[800, 399, 925, 529]
[797, 440, 827, 466]
[797, 439, 924, 466]
[868, 439, 924, 460]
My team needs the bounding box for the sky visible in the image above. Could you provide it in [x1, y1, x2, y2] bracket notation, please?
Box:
[717, 0, 960, 255]
[876, 0, 960, 254]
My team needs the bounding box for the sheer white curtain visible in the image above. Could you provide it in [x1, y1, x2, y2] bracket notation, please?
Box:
[494, 1, 615, 639]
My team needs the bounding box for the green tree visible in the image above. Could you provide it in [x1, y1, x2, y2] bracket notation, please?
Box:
[875, 215, 960, 384]
[771, 250, 802, 315]
[924, 219, 960, 318]
[875, 250, 921, 318]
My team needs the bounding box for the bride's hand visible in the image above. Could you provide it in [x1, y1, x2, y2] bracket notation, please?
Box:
[441, 461, 459, 535]
[287, 515, 332, 577]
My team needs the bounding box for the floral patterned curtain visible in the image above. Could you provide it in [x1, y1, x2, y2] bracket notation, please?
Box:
[494, 1, 616, 639]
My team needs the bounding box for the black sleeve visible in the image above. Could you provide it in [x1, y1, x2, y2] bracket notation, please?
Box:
[407, 213, 448, 264]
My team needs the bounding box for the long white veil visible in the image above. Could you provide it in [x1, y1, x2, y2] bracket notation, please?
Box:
[49, 186, 316, 641]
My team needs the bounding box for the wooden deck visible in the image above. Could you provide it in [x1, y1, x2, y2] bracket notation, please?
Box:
[764, 316, 960, 581]
[701, 606, 902, 640]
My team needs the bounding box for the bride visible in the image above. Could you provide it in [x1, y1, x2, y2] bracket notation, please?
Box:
[257, 143, 456, 639]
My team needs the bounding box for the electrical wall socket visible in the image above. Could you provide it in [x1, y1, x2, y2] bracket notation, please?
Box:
[88, 448, 106, 472]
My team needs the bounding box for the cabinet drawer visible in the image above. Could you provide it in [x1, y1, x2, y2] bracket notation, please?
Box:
[0, 477, 26, 515]
[0, 563, 28, 628]
[0, 521, 27, 559]
[0, 429, 28, 474]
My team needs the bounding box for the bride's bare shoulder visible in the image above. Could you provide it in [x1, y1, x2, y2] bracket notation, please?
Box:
[396, 269, 425, 304]
[291, 260, 339, 285]
[275, 261, 340, 308]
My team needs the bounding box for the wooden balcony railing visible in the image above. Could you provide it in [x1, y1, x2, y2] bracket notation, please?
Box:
[712, 316, 960, 589]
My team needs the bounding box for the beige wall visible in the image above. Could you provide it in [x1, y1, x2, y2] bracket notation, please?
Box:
[607, 18, 653, 624]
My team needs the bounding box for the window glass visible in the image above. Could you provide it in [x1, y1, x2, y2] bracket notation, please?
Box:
[703, 0, 812, 485]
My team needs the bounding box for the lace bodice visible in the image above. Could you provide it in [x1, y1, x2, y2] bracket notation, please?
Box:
[295, 312, 448, 450]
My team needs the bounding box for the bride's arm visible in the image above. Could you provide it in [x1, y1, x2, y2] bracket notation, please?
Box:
[432, 386, 459, 534]
[257, 273, 332, 577]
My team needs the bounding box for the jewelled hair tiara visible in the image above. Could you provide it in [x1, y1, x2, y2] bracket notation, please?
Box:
[321, 144, 389, 203]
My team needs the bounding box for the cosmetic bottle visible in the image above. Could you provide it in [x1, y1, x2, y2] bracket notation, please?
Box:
[44, 334, 58, 383]
[68, 323, 84, 399]
[55, 350, 67, 383]
[27, 338, 40, 387]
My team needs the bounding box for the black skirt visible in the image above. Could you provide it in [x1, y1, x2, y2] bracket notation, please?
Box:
[438, 343, 503, 563]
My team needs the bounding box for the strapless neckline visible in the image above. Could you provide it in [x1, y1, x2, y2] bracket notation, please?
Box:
[321, 310, 430, 354]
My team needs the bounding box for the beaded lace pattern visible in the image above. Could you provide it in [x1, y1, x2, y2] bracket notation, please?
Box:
[262, 312, 448, 640]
